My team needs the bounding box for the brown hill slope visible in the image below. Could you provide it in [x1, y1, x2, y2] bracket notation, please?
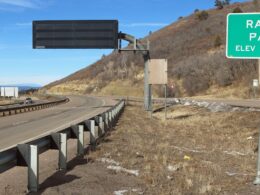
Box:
[43, 1, 258, 99]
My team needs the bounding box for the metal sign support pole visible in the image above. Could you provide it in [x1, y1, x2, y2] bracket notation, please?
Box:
[165, 84, 167, 120]
[144, 59, 152, 111]
[258, 59, 260, 95]
[255, 60, 260, 185]
[255, 59, 260, 98]
[118, 32, 151, 111]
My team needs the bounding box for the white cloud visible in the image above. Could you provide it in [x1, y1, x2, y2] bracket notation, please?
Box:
[0, 0, 40, 8]
[121, 22, 168, 27]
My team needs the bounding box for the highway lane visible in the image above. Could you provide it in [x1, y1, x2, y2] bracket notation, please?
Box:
[0, 95, 116, 151]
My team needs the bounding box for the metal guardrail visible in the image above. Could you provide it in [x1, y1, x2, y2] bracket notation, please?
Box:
[0, 99, 125, 192]
[0, 98, 69, 117]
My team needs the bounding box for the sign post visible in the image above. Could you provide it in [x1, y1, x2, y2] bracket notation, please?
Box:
[148, 59, 168, 119]
[253, 79, 259, 98]
[226, 13, 260, 185]
[164, 84, 167, 120]
[259, 59, 260, 86]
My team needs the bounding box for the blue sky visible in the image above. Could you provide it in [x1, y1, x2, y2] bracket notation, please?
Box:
[0, 0, 248, 86]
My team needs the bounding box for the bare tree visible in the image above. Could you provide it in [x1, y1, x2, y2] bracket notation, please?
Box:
[120, 54, 128, 80]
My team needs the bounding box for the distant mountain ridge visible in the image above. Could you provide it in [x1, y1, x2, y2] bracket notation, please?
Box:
[0, 84, 41, 91]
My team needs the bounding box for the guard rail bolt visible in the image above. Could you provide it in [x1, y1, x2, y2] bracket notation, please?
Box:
[99, 116, 105, 135]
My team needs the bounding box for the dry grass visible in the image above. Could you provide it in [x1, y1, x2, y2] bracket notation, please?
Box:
[90, 104, 260, 194]
[194, 83, 252, 99]
[98, 80, 144, 97]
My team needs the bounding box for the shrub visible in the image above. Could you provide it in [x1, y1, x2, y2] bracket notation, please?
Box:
[196, 11, 209, 21]
[253, 0, 259, 10]
[232, 7, 243, 13]
[215, 0, 230, 9]
[205, 27, 211, 33]
[183, 76, 209, 96]
[214, 35, 222, 47]
[194, 9, 199, 13]
[215, 68, 233, 87]
[224, 0, 231, 5]
[215, 0, 224, 9]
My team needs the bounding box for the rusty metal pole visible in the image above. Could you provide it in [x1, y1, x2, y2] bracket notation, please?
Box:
[254, 127, 260, 185]
[165, 84, 167, 120]
[254, 60, 260, 184]
[144, 59, 152, 111]
[258, 59, 260, 98]
[255, 60, 260, 184]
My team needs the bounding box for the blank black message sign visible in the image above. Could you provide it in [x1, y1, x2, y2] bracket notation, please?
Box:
[33, 20, 119, 49]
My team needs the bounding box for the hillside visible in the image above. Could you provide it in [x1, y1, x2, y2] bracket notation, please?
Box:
[43, 1, 259, 99]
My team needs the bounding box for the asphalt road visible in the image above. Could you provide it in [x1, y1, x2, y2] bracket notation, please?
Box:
[0, 96, 116, 151]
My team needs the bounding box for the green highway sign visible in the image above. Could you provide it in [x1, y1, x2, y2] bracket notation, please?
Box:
[226, 13, 260, 59]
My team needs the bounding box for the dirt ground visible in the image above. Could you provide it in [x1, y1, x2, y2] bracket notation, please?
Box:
[91, 104, 260, 194]
[1, 104, 260, 194]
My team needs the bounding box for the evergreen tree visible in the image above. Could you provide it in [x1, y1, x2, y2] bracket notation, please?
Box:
[224, 0, 231, 5]
[215, 0, 223, 9]
[215, 0, 231, 9]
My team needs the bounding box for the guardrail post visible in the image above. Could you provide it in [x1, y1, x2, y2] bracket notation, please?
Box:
[51, 133, 67, 170]
[112, 110, 115, 124]
[85, 120, 96, 145]
[71, 125, 85, 156]
[78, 125, 84, 155]
[109, 111, 112, 128]
[17, 144, 39, 192]
[105, 112, 109, 131]
[99, 116, 105, 135]
[59, 133, 67, 170]
[94, 116, 102, 137]
[116, 106, 119, 118]
[114, 107, 118, 121]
